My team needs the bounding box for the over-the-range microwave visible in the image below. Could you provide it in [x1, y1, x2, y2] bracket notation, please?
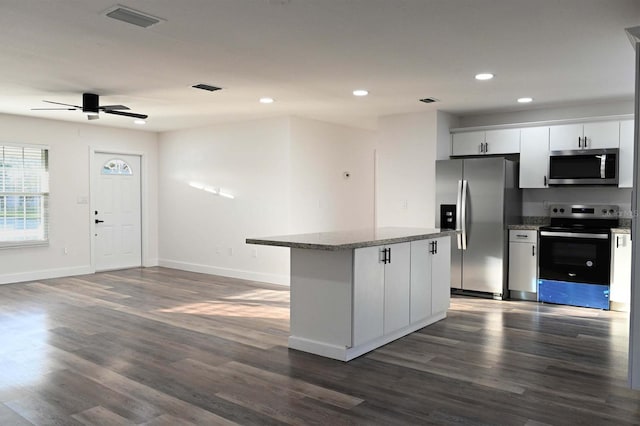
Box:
[548, 148, 618, 186]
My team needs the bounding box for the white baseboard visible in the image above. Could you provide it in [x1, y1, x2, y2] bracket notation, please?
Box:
[143, 257, 159, 267]
[157, 259, 290, 286]
[0, 265, 93, 285]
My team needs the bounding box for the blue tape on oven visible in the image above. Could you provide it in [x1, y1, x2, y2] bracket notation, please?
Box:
[538, 279, 610, 310]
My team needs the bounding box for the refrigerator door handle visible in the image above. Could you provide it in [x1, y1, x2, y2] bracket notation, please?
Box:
[456, 179, 463, 249]
[461, 179, 468, 250]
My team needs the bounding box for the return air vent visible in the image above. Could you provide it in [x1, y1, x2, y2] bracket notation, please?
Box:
[192, 84, 222, 92]
[419, 97, 439, 104]
[104, 5, 164, 28]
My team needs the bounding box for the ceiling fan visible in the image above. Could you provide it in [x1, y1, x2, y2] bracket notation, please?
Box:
[32, 93, 148, 121]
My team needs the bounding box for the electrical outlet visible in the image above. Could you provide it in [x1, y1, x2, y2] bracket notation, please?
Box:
[228, 248, 234, 256]
[216, 247, 221, 255]
[252, 248, 258, 258]
[63, 247, 68, 255]
[402, 200, 408, 210]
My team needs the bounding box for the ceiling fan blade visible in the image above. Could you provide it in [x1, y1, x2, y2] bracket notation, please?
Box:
[31, 108, 77, 110]
[104, 110, 148, 119]
[43, 100, 81, 108]
[99, 105, 130, 111]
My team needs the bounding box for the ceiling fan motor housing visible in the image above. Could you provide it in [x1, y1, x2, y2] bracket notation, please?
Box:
[83, 93, 99, 115]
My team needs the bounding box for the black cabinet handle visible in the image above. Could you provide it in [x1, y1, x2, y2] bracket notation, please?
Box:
[544, 175, 547, 187]
[429, 241, 435, 254]
[578, 136, 582, 148]
[616, 236, 620, 248]
[532, 245, 535, 256]
[95, 219, 104, 224]
[387, 248, 391, 264]
[434, 240, 438, 254]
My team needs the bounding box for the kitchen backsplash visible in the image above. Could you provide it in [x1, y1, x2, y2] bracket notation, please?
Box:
[523, 187, 632, 218]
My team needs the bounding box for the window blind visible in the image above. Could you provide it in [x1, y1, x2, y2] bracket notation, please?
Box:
[0, 145, 49, 247]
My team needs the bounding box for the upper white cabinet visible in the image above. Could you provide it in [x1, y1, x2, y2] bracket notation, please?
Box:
[549, 121, 619, 151]
[619, 120, 634, 188]
[519, 127, 550, 188]
[452, 129, 520, 156]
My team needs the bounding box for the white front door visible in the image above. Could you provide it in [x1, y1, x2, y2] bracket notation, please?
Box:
[93, 152, 142, 271]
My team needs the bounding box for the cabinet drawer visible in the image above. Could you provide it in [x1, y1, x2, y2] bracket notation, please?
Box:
[509, 230, 537, 242]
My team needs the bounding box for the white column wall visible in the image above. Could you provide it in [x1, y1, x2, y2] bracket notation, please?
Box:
[289, 116, 375, 234]
[0, 113, 158, 284]
[376, 111, 438, 228]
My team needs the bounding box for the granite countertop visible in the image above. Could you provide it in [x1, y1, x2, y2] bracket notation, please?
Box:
[611, 228, 631, 234]
[246, 227, 458, 251]
[507, 224, 542, 231]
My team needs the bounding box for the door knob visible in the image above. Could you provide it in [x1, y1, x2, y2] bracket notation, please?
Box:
[95, 219, 104, 224]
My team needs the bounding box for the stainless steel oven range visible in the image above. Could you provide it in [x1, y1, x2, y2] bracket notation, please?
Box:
[538, 204, 619, 309]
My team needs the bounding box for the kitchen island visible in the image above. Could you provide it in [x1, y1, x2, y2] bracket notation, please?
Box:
[247, 227, 456, 361]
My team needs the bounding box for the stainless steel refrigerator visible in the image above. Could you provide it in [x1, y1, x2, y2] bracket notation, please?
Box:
[435, 158, 521, 298]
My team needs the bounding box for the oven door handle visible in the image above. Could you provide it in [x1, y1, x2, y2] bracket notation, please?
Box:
[539, 231, 609, 239]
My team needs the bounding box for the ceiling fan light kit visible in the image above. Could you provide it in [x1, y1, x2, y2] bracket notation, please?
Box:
[32, 92, 148, 122]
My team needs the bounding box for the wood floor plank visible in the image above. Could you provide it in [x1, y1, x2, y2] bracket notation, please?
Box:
[0, 266, 638, 425]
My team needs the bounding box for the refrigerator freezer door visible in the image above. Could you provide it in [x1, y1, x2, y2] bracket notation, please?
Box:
[461, 158, 506, 295]
[435, 159, 463, 289]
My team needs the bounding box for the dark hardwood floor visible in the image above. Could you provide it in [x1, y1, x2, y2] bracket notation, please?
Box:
[0, 267, 638, 425]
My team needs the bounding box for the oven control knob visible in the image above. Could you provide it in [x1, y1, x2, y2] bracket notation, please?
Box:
[609, 209, 615, 214]
[602, 209, 608, 214]
[552, 208, 558, 213]
[559, 208, 565, 213]
[586, 260, 593, 267]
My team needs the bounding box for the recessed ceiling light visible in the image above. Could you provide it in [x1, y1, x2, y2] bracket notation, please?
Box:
[353, 89, 369, 97]
[134, 119, 146, 125]
[259, 97, 274, 104]
[475, 73, 494, 81]
[517, 97, 534, 103]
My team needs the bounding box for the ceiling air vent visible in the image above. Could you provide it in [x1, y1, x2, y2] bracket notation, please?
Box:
[419, 97, 439, 104]
[192, 84, 222, 92]
[104, 5, 163, 28]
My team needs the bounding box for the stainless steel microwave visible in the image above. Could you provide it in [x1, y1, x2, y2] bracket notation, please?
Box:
[548, 148, 618, 185]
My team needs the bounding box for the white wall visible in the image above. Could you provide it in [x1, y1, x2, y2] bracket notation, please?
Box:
[0, 113, 158, 285]
[289, 116, 375, 233]
[436, 111, 458, 160]
[158, 117, 292, 285]
[376, 111, 438, 228]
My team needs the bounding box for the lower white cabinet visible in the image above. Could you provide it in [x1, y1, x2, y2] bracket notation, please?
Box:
[352, 242, 412, 345]
[508, 230, 538, 299]
[352, 237, 451, 351]
[410, 237, 451, 323]
[611, 232, 632, 312]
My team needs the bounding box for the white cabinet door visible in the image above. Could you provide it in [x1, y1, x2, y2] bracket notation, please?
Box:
[508, 242, 537, 293]
[384, 242, 411, 334]
[451, 131, 484, 156]
[353, 246, 385, 346]
[583, 121, 619, 149]
[485, 129, 520, 154]
[611, 232, 632, 312]
[519, 127, 549, 188]
[431, 237, 451, 314]
[410, 240, 432, 323]
[619, 120, 634, 188]
[549, 123, 583, 151]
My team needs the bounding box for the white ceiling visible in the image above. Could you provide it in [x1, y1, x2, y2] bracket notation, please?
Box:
[1, 0, 639, 132]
